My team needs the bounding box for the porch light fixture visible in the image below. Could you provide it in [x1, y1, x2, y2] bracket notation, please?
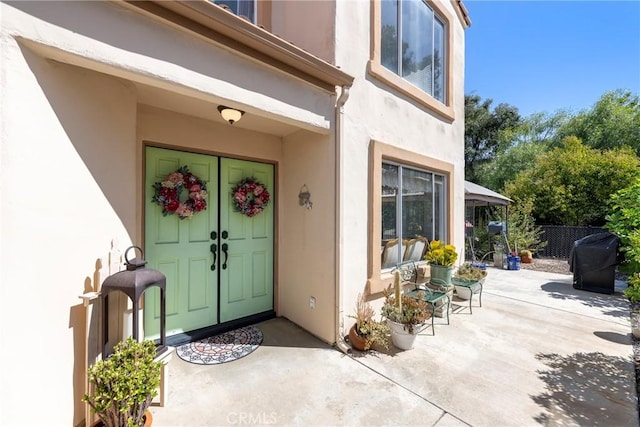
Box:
[217, 105, 244, 125]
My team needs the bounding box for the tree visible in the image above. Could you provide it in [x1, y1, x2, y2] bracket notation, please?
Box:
[555, 90, 640, 155]
[464, 94, 521, 183]
[505, 136, 640, 226]
[605, 178, 640, 273]
[477, 110, 571, 192]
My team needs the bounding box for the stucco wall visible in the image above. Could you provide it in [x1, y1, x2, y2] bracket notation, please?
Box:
[280, 131, 337, 342]
[334, 1, 467, 327]
[1, 1, 339, 425]
[0, 37, 137, 426]
[270, 0, 336, 64]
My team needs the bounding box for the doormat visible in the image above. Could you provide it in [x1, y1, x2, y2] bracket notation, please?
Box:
[176, 326, 263, 365]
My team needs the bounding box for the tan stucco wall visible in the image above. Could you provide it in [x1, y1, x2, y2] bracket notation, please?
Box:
[1, 1, 338, 425]
[0, 37, 137, 426]
[334, 1, 467, 331]
[280, 130, 337, 342]
[270, 0, 336, 64]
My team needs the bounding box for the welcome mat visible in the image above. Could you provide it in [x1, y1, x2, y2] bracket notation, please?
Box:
[176, 325, 263, 365]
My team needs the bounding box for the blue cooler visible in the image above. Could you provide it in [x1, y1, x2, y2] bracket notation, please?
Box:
[507, 255, 521, 270]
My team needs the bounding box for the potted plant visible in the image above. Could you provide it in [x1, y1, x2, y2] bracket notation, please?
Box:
[520, 249, 534, 263]
[624, 273, 640, 339]
[84, 337, 164, 427]
[348, 293, 389, 351]
[381, 271, 431, 350]
[452, 262, 487, 301]
[424, 240, 458, 285]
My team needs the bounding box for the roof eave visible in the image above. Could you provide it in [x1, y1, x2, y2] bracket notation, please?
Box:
[118, 0, 354, 92]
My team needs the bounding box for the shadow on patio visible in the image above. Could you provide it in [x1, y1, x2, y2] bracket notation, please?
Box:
[532, 351, 636, 426]
[541, 281, 629, 319]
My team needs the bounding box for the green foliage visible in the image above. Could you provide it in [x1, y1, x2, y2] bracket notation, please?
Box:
[504, 199, 547, 253]
[506, 136, 640, 226]
[555, 90, 640, 155]
[382, 272, 430, 334]
[424, 240, 458, 266]
[454, 263, 488, 282]
[84, 338, 163, 427]
[624, 274, 640, 303]
[605, 178, 640, 273]
[465, 94, 522, 183]
[349, 293, 389, 350]
[477, 141, 547, 193]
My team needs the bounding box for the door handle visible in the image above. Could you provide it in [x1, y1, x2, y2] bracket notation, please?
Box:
[221, 243, 229, 270]
[222, 230, 228, 239]
[210, 243, 217, 271]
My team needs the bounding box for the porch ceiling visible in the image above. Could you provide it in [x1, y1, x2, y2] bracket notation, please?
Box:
[135, 81, 302, 137]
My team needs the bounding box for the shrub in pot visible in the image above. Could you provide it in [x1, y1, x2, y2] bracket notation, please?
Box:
[453, 263, 487, 300]
[381, 271, 431, 350]
[84, 337, 164, 427]
[348, 293, 389, 351]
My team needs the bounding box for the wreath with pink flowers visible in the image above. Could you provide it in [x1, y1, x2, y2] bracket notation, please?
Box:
[152, 166, 207, 219]
[231, 177, 270, 217]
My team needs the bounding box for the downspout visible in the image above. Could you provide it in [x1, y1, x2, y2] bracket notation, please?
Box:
[335, 85, 351, 354]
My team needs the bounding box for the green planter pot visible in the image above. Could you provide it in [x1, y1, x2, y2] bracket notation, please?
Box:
[429, 265, 454, 286]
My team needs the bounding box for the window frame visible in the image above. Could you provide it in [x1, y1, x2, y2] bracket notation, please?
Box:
[367, 140, 455, 295]
[368, 0, 455, 122]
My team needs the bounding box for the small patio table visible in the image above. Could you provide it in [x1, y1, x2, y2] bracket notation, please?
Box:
[404, 288, 450, 335]
[451, 277, 484, 314]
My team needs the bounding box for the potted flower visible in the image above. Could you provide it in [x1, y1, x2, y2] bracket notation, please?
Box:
[84, 337, 164, 427]
[452, 263, 487, 301]
[348, 293, 389, 351]
[424, 240, 458, 285]
[381, 271, 431, 350]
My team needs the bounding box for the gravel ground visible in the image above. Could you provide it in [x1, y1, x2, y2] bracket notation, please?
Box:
[520, 257, 639, 416]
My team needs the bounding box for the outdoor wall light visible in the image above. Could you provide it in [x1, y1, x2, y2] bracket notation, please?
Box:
[217, 105, 245, 125]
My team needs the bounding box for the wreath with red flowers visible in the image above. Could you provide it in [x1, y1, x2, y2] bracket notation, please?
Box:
[152, 166, 207, 219]
[231, 177, 270, 217]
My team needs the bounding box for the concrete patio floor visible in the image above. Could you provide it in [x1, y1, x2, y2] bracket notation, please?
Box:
[149, 267, 637, 426]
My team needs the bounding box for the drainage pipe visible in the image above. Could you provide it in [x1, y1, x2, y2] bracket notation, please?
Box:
[334, 84, 351, 354]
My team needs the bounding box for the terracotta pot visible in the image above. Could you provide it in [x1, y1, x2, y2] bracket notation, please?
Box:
[348, 324, 368, 351]
[521, 254, 533, 264]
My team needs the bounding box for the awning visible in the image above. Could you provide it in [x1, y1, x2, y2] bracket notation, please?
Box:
[464, 181, 512, 206]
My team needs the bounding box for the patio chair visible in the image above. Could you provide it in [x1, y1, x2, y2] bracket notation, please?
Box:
[382, 239, 407, 269]
[403, 236, 428, 262]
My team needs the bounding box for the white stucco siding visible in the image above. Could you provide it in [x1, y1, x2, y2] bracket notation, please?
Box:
[334, 1, 466, 324]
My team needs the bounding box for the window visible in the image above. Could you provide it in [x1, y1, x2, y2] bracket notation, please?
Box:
[381, 162, 447, 270]
[381, 0, 446, 103]
[369, 0, 453, 121]
[214, 0, 256, 23]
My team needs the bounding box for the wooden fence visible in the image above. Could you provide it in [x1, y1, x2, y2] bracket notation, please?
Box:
[537, 225, 605, 259]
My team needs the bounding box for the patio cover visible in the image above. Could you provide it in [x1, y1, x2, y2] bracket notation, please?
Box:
[464, 180, 512, 206]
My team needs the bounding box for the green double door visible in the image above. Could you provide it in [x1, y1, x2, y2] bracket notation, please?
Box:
[144, 147, 274, 339]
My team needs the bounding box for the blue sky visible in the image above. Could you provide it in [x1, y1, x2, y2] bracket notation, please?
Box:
[464, 0, 640, 117]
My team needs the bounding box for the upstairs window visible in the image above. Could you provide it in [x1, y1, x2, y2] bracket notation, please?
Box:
[214, 0, 256, 23]
[381, 0, 446, 103]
